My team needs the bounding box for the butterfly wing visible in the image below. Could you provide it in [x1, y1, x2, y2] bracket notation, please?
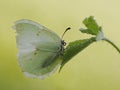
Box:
[14, 19, 62, 79]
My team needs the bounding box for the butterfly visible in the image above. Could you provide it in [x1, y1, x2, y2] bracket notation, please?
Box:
[13, 19, 70, 79]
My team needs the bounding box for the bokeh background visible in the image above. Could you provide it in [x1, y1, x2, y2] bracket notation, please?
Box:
[0, 0, 120, 90]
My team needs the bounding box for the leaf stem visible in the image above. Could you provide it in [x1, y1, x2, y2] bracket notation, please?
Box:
[102, 38, 120, 53]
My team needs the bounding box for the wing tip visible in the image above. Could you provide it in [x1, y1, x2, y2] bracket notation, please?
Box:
[14, 19, 32, 25]
[12, 19, 28, 30]
[13, 19, 44, 30]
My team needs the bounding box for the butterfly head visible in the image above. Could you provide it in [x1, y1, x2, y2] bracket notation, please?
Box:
[60, 27, 71, 54]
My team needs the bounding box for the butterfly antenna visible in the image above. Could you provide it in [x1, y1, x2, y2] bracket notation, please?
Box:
[61, 27, 71, 39]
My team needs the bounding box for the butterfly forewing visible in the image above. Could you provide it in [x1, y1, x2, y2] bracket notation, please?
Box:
[14, 19, 62, 78]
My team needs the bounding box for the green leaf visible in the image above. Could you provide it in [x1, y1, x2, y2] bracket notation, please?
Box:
[60, 16, 120, 71]
[60, 37, 96, 70]
[80, 16, 101, 35]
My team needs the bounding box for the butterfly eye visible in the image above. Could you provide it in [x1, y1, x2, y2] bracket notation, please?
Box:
[63, 42, 66, 46]
[61, 40, 66, 46]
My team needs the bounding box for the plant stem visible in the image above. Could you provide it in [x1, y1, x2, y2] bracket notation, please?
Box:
[103, 38, 120, 53]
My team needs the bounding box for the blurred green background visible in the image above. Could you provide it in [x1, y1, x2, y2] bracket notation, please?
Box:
[0, 0, 120, 90]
